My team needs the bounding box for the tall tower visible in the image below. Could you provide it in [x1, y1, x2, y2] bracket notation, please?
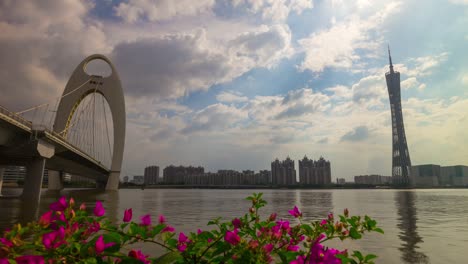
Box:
[385, 46, 412, 185]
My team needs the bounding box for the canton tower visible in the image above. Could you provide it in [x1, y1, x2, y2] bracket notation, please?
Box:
[385, 46, 412, 185]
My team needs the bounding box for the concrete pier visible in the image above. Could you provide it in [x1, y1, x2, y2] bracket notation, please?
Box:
[22, 157, 46, 202]
[105, 171, 120, 190]
[48, 170, 63, 190]
[0, 166, 4, 196]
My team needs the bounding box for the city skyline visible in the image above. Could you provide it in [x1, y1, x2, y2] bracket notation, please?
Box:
[0, 1, 467, 182]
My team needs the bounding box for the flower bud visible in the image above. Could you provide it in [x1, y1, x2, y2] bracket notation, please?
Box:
[269, 213, 277, 222]
[249, 207, 255, 214]
[344, 208, 349, 217]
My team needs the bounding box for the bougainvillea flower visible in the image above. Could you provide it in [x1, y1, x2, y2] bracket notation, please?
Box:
[232, 218, 241, 228]
[0, 258, 10, 264]
[93, 201, 105, 217]
[123, 208, 132, 222]
[287, 245, 300, 252]
[269, 213, 277, 221]
[79, 203, 86, 210]
[95, 235, 115, 254]
[128, 250, 150, 264]
[178, 232, 188, 243]
[248, 240, 259, 249]
[140, 214, 151, 226]
[158, 215, 165, 224]
[263, 243, 274, 253]
[50, 196, 67, 211]
[288, 206, 302, 218]
[328, 213, 334, 220]
[0, 238, 13, 247]
[38, 211, 53, 227]
[225, 229, 240, 245]
[69, 197, 75, 207]
[197, 229, 203, 234]
[15, 255, 45, 264]
[162, 225, 175, 233]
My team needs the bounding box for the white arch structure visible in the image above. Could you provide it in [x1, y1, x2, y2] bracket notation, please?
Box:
[53, 54, 125, 190]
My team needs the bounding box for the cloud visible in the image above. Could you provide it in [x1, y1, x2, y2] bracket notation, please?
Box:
[115, 0, 215, 23]
[181, 103, 247, 134]
[230, 0, 314, 22]
[326, 85, 352, 100]
[112, 24, 291, 99]
[298, 2, 401, 72]
[448, 0, 468, 5]
[351, 75, 386, 108]
[0, 1, 109, 110]
[216, 91, 249, 103]
[341, 126, 370, 141]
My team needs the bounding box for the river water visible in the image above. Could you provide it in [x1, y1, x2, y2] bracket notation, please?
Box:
[1, 188, 467, 263]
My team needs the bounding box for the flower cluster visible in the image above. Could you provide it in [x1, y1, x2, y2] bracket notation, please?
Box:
[0, 193, 383, 263]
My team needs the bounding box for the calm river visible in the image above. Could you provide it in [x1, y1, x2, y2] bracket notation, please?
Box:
[1, 188, 467, 263]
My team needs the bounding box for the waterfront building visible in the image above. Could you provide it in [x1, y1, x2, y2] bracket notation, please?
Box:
[385, 47, 412, 185]
[354, 175, 392, 185]
[144, 165, 159, 185]
[411, 164, 468, 187]
[163, 165, 204, 184]
[131, 175, 144, 185]
[271, 157, 296, 185]
[298, 156, 331, 185]
[123, 176, 129, 183]
[336, 178, 346, 184]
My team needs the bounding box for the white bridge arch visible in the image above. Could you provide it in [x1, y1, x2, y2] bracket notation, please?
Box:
[53, 54, 126, 190]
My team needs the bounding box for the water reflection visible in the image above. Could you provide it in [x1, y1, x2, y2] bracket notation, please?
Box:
[395, 191, 429, 263]
[298, 191, 333, 221]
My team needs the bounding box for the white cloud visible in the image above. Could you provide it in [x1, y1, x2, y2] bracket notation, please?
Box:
[115, 0, 215, 23]
[298, 2, 401, 72]
[217, 91, 249, 103]
[448, 0, 468, 5]
[112, 24, 292, 99]
[232, 0, 314, 22]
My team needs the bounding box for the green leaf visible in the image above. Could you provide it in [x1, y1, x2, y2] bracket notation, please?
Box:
[352, 250, 364, 261]
[155, 251, 183, 264]
[301, 223, 313, 234]
[364, 254, 378, 262]
[349, 228, 362, 239]
[373, 227, 384, 234]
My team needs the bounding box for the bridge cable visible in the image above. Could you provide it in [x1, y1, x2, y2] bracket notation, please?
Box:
[16, 78, 91, 115]
[101, 94, 113, 163]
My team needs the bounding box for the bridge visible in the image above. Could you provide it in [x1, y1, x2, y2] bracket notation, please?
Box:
[0, 54, 126, 202]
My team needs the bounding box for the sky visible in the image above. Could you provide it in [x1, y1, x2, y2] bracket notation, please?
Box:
[0, 0, 467, 181]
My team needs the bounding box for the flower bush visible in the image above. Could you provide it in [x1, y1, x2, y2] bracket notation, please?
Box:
[0, 193, 383, 264]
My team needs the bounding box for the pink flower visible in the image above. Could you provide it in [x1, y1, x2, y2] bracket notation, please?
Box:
[158, 215, 166, 224]
[197, 229, 203, 234]
[177, 232, 190, 252]
[248, 240, 259, 249]
[69, 197, 75, 207]
[0, 238, 13, 247]
[95, 235, 115, 254]
[15, 256, 44, 264]
[123, 208, 132, 222]
[287, 245, 300, 252]
[50, 196, 67, 211]
[263, 243, 274, 253]
[162, 225, 175, 233]
[93, 201, 105, 217]
[178, 232, 189, 243]
[290, 255, 305, 264]
[79, 203, 86, 210]
[328, 213, 334, 221]
[269, 213, 277, 221]
[0, 259, 10, 264]
[288, 206, 302, 218]
[225, 229, 240, 245]
[38, 211, 53, 227]
[232, 218, 242, 228]
[277, 220, 290, 230]
[140, 214, 151, 226]
[42, 228, 65, 250]
[320, 219, 327, 226]
[128, 250, 150, 264]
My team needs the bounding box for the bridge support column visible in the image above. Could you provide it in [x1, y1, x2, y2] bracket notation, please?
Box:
[105, 171, 120, 191]
[48, 170, 63, 190]
[22, 157, 46, 202]
[0, 166, 4, 196]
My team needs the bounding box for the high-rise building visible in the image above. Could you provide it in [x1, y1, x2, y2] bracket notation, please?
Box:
[163, 165, 204, 184]
[385, 46, 412, 185]
[271, 157, 296, 185]
[144, 165, 159, 185]
[298, 156, 331, 185]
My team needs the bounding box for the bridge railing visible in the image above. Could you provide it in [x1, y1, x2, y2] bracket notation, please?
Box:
[0, 104, 107, 171]
[0, 104, 33, 130]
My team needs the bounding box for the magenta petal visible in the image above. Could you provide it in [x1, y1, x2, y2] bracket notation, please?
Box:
[123, 208, 132, 222]
[141, 214, 151, 226]
[15, 255, 44, 264]
[93, 201, 105, 217]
